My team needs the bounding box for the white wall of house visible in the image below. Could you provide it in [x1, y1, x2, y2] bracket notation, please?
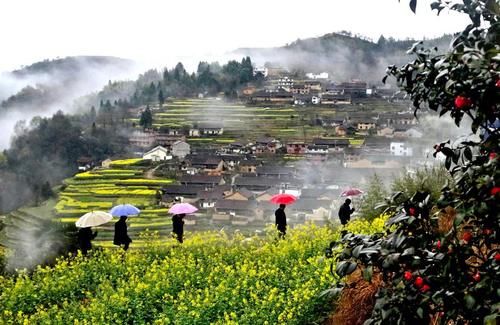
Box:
[390, 142, 413, 156]
[306, 72, 329, 79]
[143, 147, 172, 161]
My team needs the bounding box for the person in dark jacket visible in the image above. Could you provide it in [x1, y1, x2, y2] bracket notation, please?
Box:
[114, 216, 132, 250]
[172, 214, 185, 243]
[275, 204, 287, 238]
[77, 227, 97, 255]
[338, 199, 355, 225]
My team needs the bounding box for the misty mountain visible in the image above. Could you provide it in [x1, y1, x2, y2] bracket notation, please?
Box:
[234, 32, 453, 83]
[0, 56, 138, 149]
[0, 56, 136, 110]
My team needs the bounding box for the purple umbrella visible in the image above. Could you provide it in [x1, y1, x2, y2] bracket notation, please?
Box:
[341, 188, 364, 197]
[169, 203, 198, 215]
[110, 204, 141, 217]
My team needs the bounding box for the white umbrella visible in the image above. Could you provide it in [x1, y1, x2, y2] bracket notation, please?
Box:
[76, 211, 113, 228]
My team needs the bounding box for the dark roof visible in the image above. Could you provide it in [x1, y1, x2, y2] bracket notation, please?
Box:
[256, 137, 277, 145]
[364, 138, 392, 148]
[256, 166, 295, 175]
[198, 185, 231, 200]
[215, 200, 257, 211]
[301, 188, 336, 198]
[291, 199, 332, 211]
[162, 185, 205, 195]
[234, 176, 282, 187]
[236, 188, 254, 199]
[307, 145, 328, 150]
[313, 138, 350, 146]
[240, 159, 259, 166]
[187, 155, 224, 167]
[180, 175, 223, 185]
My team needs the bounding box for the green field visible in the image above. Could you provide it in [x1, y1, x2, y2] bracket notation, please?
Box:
[55, 160, 175, 247]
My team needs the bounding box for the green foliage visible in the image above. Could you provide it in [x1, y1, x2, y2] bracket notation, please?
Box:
[391, 167, 451, 203]
[331, 1, 500, 324]
[359, 173, 388, 221]
[139, 105, 153, 129]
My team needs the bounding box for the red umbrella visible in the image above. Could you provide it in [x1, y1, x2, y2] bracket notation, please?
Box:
[270, 193, 297, 205]
[341, 188, 364, 197]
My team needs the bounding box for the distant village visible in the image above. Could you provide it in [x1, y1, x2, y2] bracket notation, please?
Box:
[78, 65, 442, 228]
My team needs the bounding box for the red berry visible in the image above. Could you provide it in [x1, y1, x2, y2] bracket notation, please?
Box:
[409, 207, 416, 216]
[404, 271, 412, 281]
[414, 276, 424, 288]
[436, 240, 441, 249]
[483, 228, 493, 236]
[472, 272, 481, 282]
[462, 232, 473, 243]
[490, 152, 497, 160]
[491, 187, 500, 196]
[496, 80, 500, 88]
[495, 253, 500, 262]
[420, 284, 431, 293]
[454, 96, 472, 109]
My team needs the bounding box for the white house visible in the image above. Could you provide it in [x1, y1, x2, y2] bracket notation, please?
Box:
[253, 67, 268, 77]
[143, 146, 172, 161]
[390, 142, 413, 157]
[405, 128, 424, 138]
[306, 72, 329, 80]
[312, 96, 321, 105]
[171, 141, 191, 159]
[277, 76, 294, 90]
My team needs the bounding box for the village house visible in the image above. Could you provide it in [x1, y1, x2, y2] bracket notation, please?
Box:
[290, 84, 309, 95]
[256, 166, 295, 179]
[130, 130, 186, 148]
[239, 160, 260, 173]
[277, 76, 294, 91]
[241, 85, 257, 96]
[251, 89, 294, 104]
[161, 185, 205, 202]
[199, 124, 224, 136]
[214, 199, 257, 219]
[293, 94, 312, 106]
[321, 93, 352, 105]
[142, 146, 172, 162]
[233, 175, 283, 192]
[255, 188, 281, 202]
[286, 142, 307, 154]
[171, 141, 191, 159]
[390, 142, 413, 157]
[196, 185, 231, 209]
[180, 175, 225, 187]
[304, 80, 323, 91]
[312, 138, 350, 152]
[253, 137, 281, 155]
[344, 155, 405, 169]
[353, 120, 377, 132]
[312, 95, 321, 105]
[380, 113, 418, 126]
[377, 126, 395, 137]
[77, 157, 95, 172]
[306, 72, 329, 79]
[189, 128, 200, 137]
[253, 67, 268, 77]
[339, 80, 368, 98]
[224, 188, 255, 201]
[186, 155, 225, 173]
[306, 145, 329, 155]
[405, 127, 424, 138]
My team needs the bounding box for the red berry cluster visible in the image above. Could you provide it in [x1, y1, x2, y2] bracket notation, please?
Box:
[454, 96, 472, 109]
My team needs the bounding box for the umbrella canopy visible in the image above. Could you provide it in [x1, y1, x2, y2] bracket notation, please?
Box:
[270, 193, 297, 205]
[340, 188, 364, 197]
[169, 203, 198, 215]
[75, 211, 113, 228]
[109, 204, 141, 217]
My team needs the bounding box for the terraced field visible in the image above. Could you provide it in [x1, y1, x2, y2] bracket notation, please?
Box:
[140, 98, 403, 145]
[55, 159, 175, 247]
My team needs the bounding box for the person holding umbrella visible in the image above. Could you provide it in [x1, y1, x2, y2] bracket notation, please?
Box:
[75, 211, 113, 255]
[168, 203, 198, 244]
[275, 204, 287, 238]
[77, 227, 97, 255]
[270, 193, 297, 239]
[172, 213, 185, 243]
[114, 216, 132, 250]
[338, 198, 355, 226]
[110, 204, 140, 251]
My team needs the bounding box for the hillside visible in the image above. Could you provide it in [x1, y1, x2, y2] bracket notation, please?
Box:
[235, 32, 453, 82]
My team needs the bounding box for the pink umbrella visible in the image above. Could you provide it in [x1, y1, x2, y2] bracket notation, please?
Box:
[169, 203, 198, 214]
[341, 188, 364, 197]
[270, 193, 297, 205]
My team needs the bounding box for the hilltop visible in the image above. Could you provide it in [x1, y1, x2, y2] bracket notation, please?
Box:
[235, 31, 452, 82]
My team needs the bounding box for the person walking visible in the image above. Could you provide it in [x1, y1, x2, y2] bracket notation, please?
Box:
[113, 216, 132, 250]
[338, 199, 355, 226]
[77, 227, 97, 255]
[172, 213, 185, 243]
[275, 204, 287, 238]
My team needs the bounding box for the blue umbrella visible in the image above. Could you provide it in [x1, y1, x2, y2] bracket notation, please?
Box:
[110, 204, 141, 217]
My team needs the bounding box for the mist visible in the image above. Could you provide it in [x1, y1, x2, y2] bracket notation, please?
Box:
[0, 56, 143, 150]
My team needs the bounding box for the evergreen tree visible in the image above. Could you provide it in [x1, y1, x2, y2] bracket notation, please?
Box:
[139, 105, 153, 129]
[359, 173, 388, 221]
[89, 106, 96, 123]
[158, 89, 165, 107]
